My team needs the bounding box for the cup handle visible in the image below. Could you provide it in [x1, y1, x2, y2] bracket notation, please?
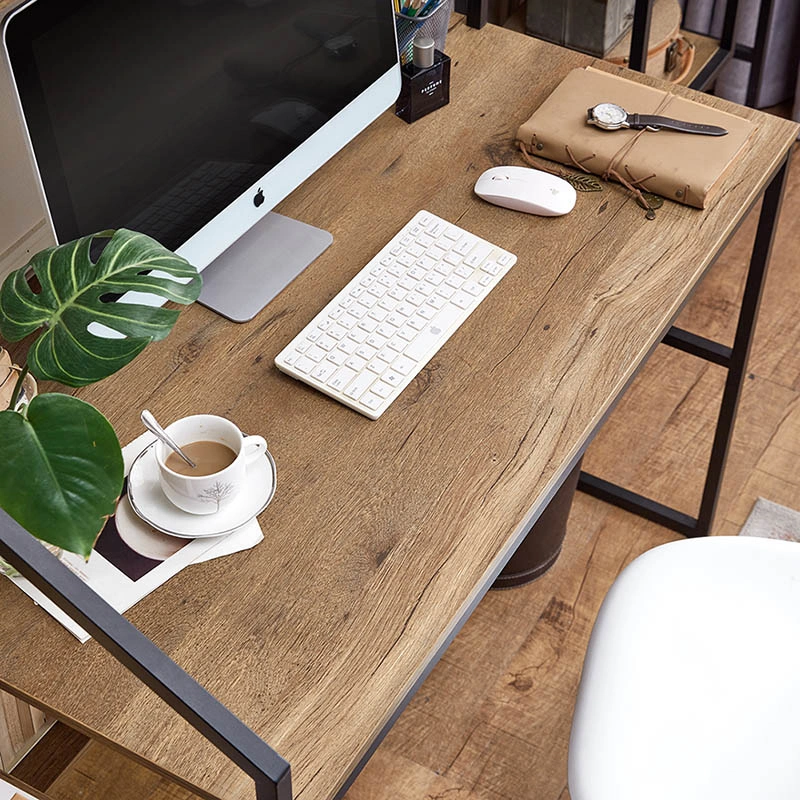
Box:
[242, 434, 268, 463]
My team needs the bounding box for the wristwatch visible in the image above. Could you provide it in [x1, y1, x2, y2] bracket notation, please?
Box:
[587, 103, 728, 136]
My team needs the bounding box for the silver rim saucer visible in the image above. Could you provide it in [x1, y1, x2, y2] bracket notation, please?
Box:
[126, 441, 277, 538]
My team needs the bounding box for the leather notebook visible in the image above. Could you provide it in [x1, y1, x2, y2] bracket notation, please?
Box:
[516, 66, 756, 209]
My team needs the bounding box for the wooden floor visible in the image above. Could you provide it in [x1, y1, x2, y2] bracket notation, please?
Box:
[10, 148, 800, 800]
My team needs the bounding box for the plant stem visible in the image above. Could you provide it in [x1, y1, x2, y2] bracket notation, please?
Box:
[8, 365, 29, 411]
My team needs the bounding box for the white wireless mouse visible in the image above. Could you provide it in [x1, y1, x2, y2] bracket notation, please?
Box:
[474, 165, 576, 216]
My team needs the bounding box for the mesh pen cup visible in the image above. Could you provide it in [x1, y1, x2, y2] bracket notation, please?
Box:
[395, 0, 451, 66]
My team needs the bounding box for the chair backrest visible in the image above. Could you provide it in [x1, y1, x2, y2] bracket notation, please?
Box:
[569, 536, 800, 800]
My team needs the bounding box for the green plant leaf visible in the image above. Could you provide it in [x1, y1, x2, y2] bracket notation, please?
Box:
[0, 229, 201, 387]
[0, 395, 123, 558]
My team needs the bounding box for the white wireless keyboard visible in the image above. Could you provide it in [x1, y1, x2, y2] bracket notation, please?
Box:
[274, 211, 517, 419]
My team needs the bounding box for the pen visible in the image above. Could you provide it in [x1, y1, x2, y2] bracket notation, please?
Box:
[418, 0, 438, 15]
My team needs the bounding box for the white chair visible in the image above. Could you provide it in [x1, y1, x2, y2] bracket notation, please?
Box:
[568, 535, 800, 800]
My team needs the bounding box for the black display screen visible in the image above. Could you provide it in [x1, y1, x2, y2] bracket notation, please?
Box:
[5, 0, 397, 250]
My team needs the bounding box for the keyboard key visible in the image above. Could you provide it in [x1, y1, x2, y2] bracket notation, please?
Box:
[395, 302, 414, 317]
[464, 243, 492, 267]
[372, 381, 393, 398]
[454, 236, 476, 255]
[312, 362, 336, 382]
[341, 313, 360, 328]
[368, 307, 388, 322]
[366, 333, 387, 349]
[344, 371, 375, 400]
[398, 326, 415, 342]
[295, 356, 316, 374]
[307, 345, 326, 362]
[348, 328, 368, 344]
[329, 367, 357, 391]
[451, 292, 472, 310]
[445, 275, 464, 289]
[345, 355, 367, 372]
[355, 344, 377, 361]
[361, 393, 382, 411]
[463, 281, 482, 296]
[327, 350, 347, 366]
[382, 370, 402, 387]
[392, 355, 416, 375]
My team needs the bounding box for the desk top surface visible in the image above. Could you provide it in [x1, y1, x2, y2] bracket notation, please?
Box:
[1, 17, 798, 800]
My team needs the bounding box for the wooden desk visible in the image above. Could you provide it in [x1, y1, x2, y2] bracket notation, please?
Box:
[1, 18, 797, 800]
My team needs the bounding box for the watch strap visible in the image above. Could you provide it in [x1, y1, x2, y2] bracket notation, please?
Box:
[628, 114, 728, 136]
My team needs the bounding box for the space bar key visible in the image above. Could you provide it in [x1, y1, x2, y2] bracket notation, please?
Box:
[403, 303, 464, 362]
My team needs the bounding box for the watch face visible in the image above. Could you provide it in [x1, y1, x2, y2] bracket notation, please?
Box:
[592, 103, 627, 127]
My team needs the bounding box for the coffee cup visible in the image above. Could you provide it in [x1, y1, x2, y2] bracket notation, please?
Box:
[155, 414, 267, 515]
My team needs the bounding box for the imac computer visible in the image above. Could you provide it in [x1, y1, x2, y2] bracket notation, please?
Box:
[2, 0, 401, 321]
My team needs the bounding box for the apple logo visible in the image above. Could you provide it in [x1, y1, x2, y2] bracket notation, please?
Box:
[253, 188, 265, 208]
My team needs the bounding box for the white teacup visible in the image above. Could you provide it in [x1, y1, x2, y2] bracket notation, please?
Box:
[155, 415, 267, 515]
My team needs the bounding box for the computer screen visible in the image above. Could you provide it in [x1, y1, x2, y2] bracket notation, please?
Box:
[3, 0, 400, 320]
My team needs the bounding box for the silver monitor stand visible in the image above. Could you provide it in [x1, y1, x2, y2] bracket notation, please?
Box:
[198, 211, 333, 323]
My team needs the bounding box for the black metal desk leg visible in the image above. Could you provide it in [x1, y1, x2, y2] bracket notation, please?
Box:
[464, 0, 488, 29]
[629, 0, 654, 72]
[578, 152, 792, 538]
[0, 509, 292, 800]
[695, 155, 791, 535]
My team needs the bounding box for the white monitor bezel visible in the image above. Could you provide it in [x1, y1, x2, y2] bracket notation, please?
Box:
[2, 0, 401, 273]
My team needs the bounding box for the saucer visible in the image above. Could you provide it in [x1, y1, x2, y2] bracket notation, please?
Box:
[127, 442, 276, 538]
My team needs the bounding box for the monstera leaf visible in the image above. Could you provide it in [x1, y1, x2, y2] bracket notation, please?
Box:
[0, 229, 201, 387]
[0, 394, 123, 557]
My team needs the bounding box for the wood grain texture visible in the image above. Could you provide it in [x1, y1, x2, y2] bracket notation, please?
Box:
[0, 18, 797, 800]
[13, 145, 800, 800]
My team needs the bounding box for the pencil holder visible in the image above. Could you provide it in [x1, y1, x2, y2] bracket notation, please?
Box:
[395, 0, 451, 66]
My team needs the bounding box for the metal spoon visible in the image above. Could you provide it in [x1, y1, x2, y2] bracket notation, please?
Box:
[140, 409, 196, 469]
